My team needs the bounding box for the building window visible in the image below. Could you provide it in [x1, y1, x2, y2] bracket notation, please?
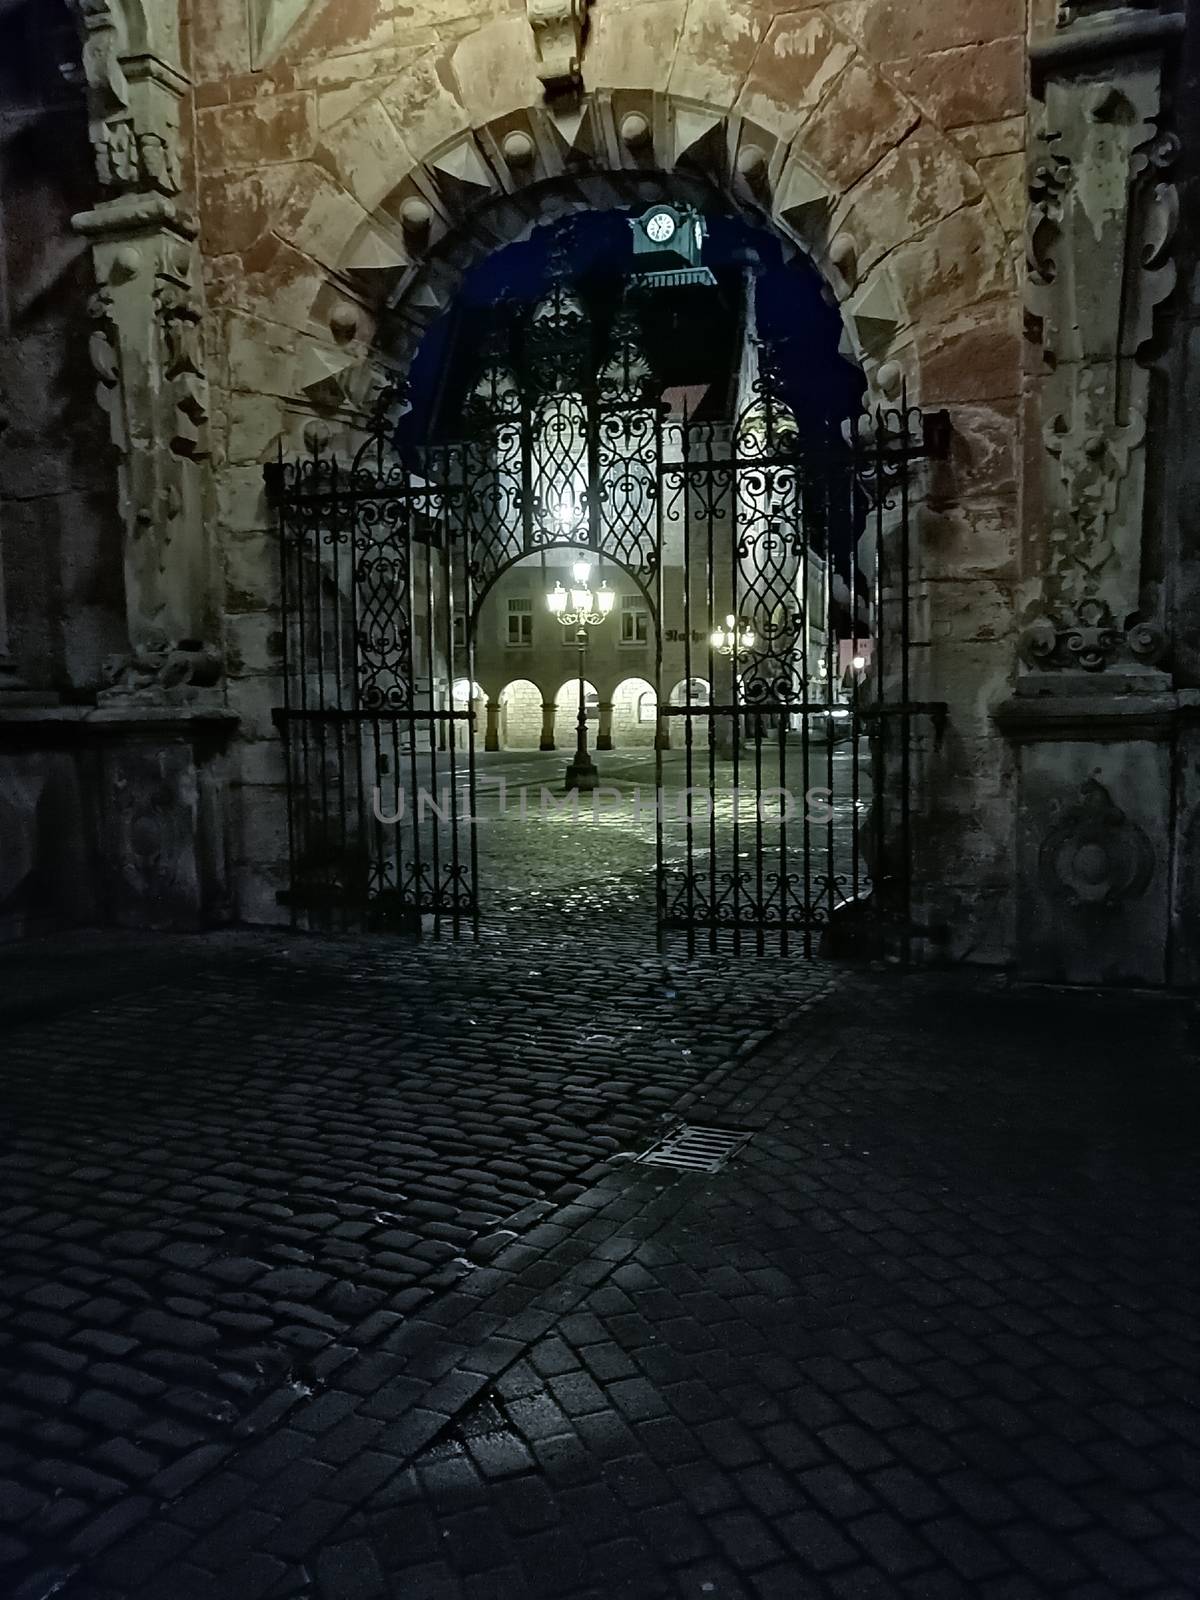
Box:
[637, 691, 658, 725]
[453, 612, 467, 650]
[621, 594, 649, 646]
[507, 598, 533, 648]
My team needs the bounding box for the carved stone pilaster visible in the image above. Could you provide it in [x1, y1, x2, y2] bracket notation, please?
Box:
[526, 0, 590, 93]
[1022, 2, 1184, 674]
[66, 0, 218, 700]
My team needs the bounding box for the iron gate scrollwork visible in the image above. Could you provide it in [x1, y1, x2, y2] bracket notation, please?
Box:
[268, 408, 480, 937]
[269, 268, 946, 951]
[659, 364, 947, 958]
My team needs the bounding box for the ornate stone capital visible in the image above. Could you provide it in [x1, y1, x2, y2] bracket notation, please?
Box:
[526, 0, 589, 93]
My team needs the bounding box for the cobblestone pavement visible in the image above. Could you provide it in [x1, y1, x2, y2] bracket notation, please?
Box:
[1, 788, 1199, 1599]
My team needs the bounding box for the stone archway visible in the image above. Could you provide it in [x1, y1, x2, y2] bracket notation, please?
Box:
[207, 0, 1024, 956]
[259, 9, 1017, 424]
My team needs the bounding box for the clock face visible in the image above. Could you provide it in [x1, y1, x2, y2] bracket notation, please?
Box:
[694, 220, 704, 254]
[645, 211, 677, 245]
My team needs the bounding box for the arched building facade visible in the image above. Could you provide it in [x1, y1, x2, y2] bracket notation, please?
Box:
[0, 0, 1195, 983]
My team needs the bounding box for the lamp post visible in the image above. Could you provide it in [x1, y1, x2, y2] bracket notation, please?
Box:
[710, 614, 756, 658]
[709, 614, 757, 758]
[547, 559, 615, 792]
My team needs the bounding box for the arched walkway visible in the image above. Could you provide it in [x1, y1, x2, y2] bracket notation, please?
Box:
[496, 679, 543, 751]
[667, 679, 712, 750]
[451, 679, 487, 749]
[554, 678, 599, 751]
[611, 677, 658, 750]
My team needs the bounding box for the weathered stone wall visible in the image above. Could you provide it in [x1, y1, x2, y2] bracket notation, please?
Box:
[0, 0, 124, 696]
[999, 0, 1188, 985]
[189, 0, 1032, 942]
[1165, 5, 1200, 986]
[0, 0, 235, 941]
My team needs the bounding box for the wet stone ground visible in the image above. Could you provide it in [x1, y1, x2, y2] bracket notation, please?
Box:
[1, 768, 1199, 1599]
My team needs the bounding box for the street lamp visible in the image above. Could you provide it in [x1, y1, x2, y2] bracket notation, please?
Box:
[548, 558, 615, 792]
[710, 614, 756, 657]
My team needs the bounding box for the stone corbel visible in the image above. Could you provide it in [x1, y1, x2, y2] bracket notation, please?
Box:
[72, 0, 132, 122]
[526, 0, 589, 94]
[1022, 2, 1181, 675]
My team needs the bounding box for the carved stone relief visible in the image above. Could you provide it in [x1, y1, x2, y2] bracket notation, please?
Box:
[99, 636, 222, 707]
[1038, 776, 1155, 910]
[526, 0, 590, 93]
[97, 120, 182, 196]
[65, 0, 218, 699]
[1023, 9, 1180, 673]
[155, 242, 209, 460]
[87, 284, 126, 453]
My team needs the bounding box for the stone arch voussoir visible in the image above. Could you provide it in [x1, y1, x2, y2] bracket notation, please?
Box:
[283, 8, 1006, 423]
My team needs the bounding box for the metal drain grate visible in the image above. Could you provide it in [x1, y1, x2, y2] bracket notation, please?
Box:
[635, 1124, 752, 1174]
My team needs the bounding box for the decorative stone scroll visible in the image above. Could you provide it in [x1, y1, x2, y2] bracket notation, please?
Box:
[66, 0, 217, 698]
[1022, 1, 1183, 673]
[526, 0, 590, 93]
[1039, 777, 1155, 910]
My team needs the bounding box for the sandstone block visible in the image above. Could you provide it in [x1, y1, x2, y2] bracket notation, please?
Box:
[668, 0, 767, 109]
[794, 59, 917, 194]
[735, 11, 855, 137]
[198, 93, 319, 172]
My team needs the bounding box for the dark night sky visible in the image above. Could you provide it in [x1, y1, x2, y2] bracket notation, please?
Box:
[400, 208, 864, 442]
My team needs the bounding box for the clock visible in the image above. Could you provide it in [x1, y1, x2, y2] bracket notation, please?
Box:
[629, 204, 715, 285]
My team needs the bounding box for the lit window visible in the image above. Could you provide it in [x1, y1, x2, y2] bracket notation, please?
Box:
[507, 598, 533, 648]
[621, 595, 649, 645]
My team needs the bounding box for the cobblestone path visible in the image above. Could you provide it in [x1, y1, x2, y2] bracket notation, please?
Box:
[1, 796, 1199, 1599]
[0, 897, 826, 1596]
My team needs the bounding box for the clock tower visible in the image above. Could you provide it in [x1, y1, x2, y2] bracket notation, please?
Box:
[629, 206, 716, 288]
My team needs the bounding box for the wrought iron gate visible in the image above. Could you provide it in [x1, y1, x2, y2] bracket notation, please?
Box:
[268, 423, 480, 937]
[269, 278, 945, 953]
[658, 374, 947, 958]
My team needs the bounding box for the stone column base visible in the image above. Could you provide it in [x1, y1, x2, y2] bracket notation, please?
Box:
[0, 701, 238, 939]
[995, 675, 1177, 986]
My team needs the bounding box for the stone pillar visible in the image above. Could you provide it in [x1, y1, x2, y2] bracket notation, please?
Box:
[596, 699, 614, 752]
[540, 700, 556, 752]
[485, 700, 501, 752]
[2, 1, 237, 937]
[67, 0, 218, 691]
[1000, 0, 1185, 983]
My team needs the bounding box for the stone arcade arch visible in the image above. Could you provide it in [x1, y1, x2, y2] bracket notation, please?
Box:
[554, 678, 600, 747]
[612, 678, 658, 750]
[497, 680, 543, 752]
